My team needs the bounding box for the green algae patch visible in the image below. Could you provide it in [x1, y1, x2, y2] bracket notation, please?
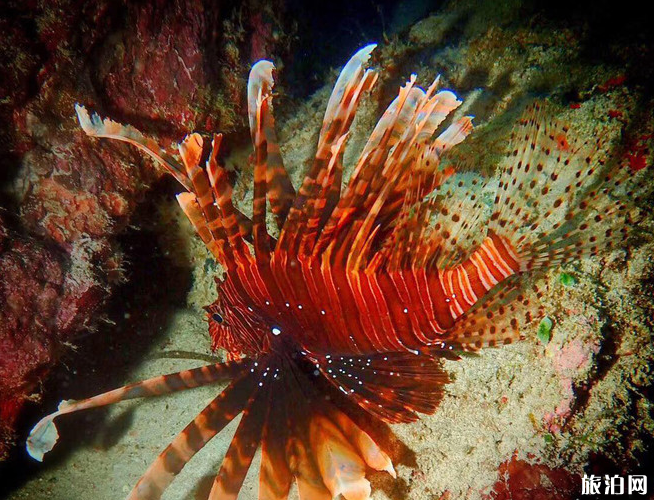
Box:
[537, 317, 554, 345]
[559, 272, 577, 287]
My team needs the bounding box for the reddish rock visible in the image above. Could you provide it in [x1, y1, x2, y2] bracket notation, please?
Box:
[484, 453, 581, 500]
[0, 0, 289, 460]
[96, 0, 219, 135]
[0, 217, 64, 459]
[250, 12, 275, 62]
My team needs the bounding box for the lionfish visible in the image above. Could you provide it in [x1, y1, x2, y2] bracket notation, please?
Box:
[27, 44, 647, 500]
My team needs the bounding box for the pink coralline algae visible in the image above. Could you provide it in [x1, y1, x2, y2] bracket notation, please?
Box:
[554, 339, 599, 375]
[543, 338, 600, 434]
[97, 1, 214, 133]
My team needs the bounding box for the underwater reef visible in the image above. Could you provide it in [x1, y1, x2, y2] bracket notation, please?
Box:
[1, 0, 653, 499]
[0, 0, 290, 461]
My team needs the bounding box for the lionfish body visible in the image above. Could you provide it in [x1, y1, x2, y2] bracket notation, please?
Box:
[27, 45, 647, 500]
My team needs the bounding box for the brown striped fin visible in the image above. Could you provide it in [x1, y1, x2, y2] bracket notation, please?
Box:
[26, 360, 248, 462]
[319, 44, 378, 155]
[75, 104, 193, 191]
[208, 379, 270, 499]
[382, 185, 433, 271]
[318, 76, 421, 260]
[259, 381, 293, 500]
[370, 112, 473, 244]
[178, 133, 238, 267]
[357, 87, 463, 210]
[299, 132, 349, 256]
[318, 77, 469, 265]
[278, 44, 378, 257]
[76, 105, 257, 246]
[248, 60, 296, 227]
[368, 114, 472, 244]
[206, 134, 253, 267]
[127, 372, 256, 500]
[176, 192, 227, 265]
[251, 90, 272, 263]
[179, 133, 220, 225]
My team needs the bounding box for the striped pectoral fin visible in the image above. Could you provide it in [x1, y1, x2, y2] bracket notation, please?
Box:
[208, 381, 270, 500]
[127, 372, 257, 500]
[317, 352, 448, 424]
[259, 386, 293, 500]
[75, 104, 193, 191]
[26, 360, 248, 463]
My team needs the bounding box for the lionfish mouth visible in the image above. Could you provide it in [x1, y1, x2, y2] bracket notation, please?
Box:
[27, 40, 648, 500]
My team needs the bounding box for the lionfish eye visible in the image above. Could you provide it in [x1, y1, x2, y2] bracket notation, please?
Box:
[212, 313, 224, 323]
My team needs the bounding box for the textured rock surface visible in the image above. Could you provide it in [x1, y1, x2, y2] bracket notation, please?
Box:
[0, 0, 287, 460]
